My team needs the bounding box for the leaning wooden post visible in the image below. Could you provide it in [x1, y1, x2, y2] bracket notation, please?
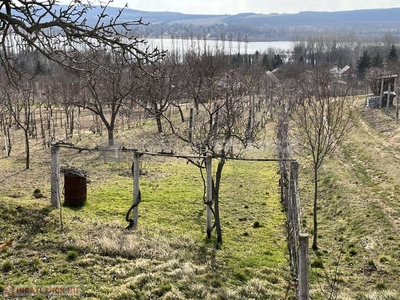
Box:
[50, 145, 60, 208]
[289, 160, 300, 274]
[246, 94, 254, 141]
[379, 78, 384, 108]
[299, 233, 309, 300]
[77, 107, 82, 141]
[386, 84, 391, 111]
[132, 151, 141, 227]
[205, 156, 213, 238]
[2, 113, 9, 157]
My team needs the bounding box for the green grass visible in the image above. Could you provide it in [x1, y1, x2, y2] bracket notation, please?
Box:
[0, 144, 290, 299]
[3, 97, 400, 299]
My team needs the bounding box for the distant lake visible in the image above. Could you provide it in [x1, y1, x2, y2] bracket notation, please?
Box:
[145, 38, 294, 55]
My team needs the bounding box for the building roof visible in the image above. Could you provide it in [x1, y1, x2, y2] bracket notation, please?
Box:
[341, 65, 357, 75]
[266, 70, 279, 83]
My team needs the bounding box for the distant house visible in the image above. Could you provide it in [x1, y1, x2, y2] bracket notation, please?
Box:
[330, 64, 341, 77]
[266, 70, 279, 83]
[340, 65, 357, 78]
[218, 70, 242, 90]
[271, 68, 283, 80]
[330, 64, 357, 78]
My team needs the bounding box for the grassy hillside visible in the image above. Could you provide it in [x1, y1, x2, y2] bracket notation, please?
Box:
[1, 97, 400, 299]
[298, 99, 400, 299]
[0, 115, 290, 299]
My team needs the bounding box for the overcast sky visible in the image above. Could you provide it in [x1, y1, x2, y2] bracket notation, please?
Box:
[95, 0, 400, 15]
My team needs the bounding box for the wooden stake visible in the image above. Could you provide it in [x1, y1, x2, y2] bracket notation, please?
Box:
[386, 84, 391, 111]
[2, 113, 8, 156]
[189, 107, 193, 142]
[289, 161, 300, 273]
[77, 107, 82, 141]
[51, 145, 60, 208]
[132, 152, 140, 227]
[379, 78, 384, 108]
[205, 156, 213, 238]
[396, 86, 399, 125]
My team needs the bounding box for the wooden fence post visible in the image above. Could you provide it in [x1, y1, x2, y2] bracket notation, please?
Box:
[289, 160, 300, 273]
[379, 78, 384, 108]
[396, 86, 399, 125]
[189, 107, 193, 142]
[3, 134, 7, 156]
[77, 107, 82, 141]
[299, 233, 309, 300]
[50, 145, 60, 208]
[2, 113, 9, 157]
[205, 156, 213, 238]
[386, 84, 391, 111]
[214, 105, 219, 135]
[132, 152, 140, 227]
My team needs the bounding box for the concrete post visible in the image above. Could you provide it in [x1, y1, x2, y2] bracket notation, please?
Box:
[299, 233, 309, 300]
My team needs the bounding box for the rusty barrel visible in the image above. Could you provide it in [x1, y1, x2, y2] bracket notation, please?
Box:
[64, 172, 87, 207]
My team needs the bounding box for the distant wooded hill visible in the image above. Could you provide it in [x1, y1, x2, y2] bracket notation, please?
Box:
[73, 6, 400, 41]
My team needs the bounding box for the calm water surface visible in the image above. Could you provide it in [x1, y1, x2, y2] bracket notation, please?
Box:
[146, 38, 294, 54]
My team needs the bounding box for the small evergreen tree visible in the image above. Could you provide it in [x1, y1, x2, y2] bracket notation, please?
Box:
[356, 50, 371, 76]
[34, 60, 45, 76]
[387, 44, 398, 63]
[372, 51, 384, 68]
[261, 54, 273, 70]
[254, 50, 260, 63]
[272, 54, 284, 69]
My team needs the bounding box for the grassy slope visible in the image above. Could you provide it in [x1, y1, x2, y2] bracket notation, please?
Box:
[0, 119, 290, 299]
[2, 98, 400, 299]
[299, 99, 400, 299]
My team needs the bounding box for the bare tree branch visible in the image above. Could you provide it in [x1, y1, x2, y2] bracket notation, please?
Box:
[0, 0, 165, 79]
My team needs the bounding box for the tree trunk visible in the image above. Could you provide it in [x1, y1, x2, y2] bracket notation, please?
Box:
[194, 98, 200, 115]
[108, 131, 114, 147]
[107, 126, 114, 147]
[312, 165, 318, 250]
[178, 105, 185, 123]
[155, 113, 163, 133]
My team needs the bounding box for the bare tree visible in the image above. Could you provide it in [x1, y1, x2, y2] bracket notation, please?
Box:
[180, 46, 228, 114]
[0, 1, 165, 150]
[133, 57, 181, 133]
[0, 0, 163, 79]
[291, 67, 353, 250]
[76, 49, 143, 147]
[0, 76, 37, 169]
[44, 72, 82, 140]
[164, 50, 264, 243]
